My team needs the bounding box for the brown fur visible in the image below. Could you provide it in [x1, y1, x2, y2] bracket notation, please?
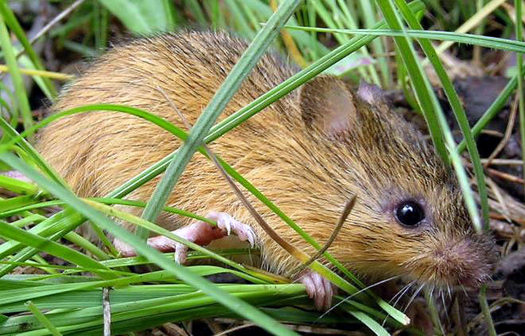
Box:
[36, 31, 495, 286]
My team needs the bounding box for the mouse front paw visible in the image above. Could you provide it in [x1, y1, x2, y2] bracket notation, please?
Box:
[299, 271, 335, 311]
[114, 212, 256, 264]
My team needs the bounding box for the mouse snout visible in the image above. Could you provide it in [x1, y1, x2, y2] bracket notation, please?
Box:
[431, 234, 496, 288]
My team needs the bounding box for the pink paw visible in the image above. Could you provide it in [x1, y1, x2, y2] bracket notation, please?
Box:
[114, 212, 256, 265]
[299, 271, 334, 311]
[174, 212, 256, 264]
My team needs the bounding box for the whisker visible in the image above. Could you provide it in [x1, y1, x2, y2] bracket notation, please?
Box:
[440, 287, 449, 321]
[404, 283, 425, 312]
[389, 280, 414, 306]
[440, 289, 446, 310]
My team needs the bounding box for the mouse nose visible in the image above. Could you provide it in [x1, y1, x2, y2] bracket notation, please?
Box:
[432, 235, 496, 287]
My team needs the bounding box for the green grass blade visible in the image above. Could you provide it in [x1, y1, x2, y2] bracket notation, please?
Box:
[0, 175, 38, 194]
[281, 27, 525, 53]
[0, 218, 114, 279]
[0, 17, 33, 131]
[98, 0, 175, 34]
[25, 301, 63, 336]
[479, 285, 497, 336]
[184, 0, 208, 25]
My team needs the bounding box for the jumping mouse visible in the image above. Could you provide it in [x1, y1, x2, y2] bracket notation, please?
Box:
[36, 31, 495, 310]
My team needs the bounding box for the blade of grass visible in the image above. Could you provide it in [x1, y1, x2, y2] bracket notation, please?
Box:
[281, 27, 525, 53]
[0, 219, 114, 279]
[0, 65, 74, 80]
[0, 117, 65, 185]
[310, 0, 376, 83]
[357, 0, 390, 86]
[225, 0, 255, 38]
[184, 0, 207, 25]
[0, 175, 38, 194]
[25, 301, 63, 336]
[457, 75, 518, 153]
[98, 0, 175, 34]
[479, 285, 497, 336]
[0, 16, 33, 131]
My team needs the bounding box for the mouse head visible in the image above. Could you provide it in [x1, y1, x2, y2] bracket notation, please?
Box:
[296, 76, 496, 288]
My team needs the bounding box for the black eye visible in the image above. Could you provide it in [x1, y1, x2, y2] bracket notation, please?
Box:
[395, 201, 425, 227]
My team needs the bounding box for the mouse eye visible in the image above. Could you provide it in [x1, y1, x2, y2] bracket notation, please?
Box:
[395, 201, 425, 227]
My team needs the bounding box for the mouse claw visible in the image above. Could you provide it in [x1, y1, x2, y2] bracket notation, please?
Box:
[207, 211, 256, 247]
[299, 271, 334, 311]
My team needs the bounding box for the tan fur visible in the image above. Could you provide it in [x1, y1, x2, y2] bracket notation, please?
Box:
[36, 31, 494, 285]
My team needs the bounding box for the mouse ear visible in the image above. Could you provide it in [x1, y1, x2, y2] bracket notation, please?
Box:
[357, 80, 386, 104]
[299, 76, 358, 137]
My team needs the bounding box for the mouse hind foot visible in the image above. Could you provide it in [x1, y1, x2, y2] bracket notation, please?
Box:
[114, 211, 256, 263]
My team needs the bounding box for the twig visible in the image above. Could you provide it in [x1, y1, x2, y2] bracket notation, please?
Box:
[213, 322, 256, 336]
[103, 287, 111, 336]
[484, 95, 519, 167]
[480, 159, 524, 166]
[485, 167, 525, 185]
[489, 213, 525, 226]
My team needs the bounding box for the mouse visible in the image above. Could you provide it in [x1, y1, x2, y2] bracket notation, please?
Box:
[35, 31, 496, 310]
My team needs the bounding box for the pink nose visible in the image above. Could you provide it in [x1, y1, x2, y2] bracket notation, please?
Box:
[432, 240, 492, 288]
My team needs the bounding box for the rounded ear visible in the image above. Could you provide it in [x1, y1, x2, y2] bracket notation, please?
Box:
[299, 76, 358, 137]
